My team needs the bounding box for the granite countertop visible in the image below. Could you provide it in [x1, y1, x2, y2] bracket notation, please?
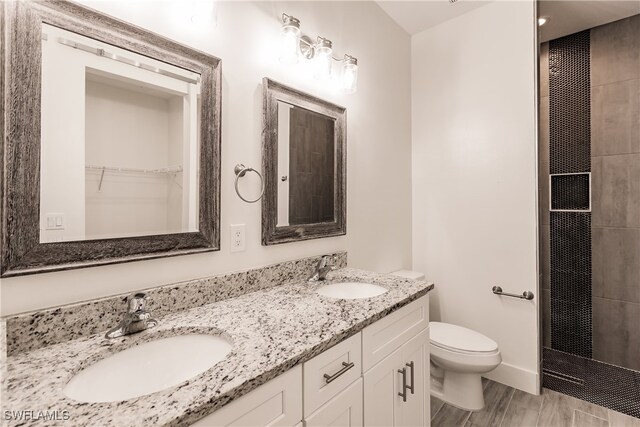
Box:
[1, 268, 433, 427]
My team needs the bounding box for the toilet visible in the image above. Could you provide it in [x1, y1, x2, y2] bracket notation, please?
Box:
[429, 322, 501, 410]
[390, 270, 501, 411]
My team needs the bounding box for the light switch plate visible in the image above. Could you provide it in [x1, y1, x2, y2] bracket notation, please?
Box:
[45, 213, 65, 230]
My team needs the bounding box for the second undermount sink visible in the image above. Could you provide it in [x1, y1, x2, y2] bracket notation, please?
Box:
[63, 334, 232, 403]
[316, 282, 388, 300]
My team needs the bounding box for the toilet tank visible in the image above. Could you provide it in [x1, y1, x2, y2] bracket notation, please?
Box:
[389, 270, 425, 281]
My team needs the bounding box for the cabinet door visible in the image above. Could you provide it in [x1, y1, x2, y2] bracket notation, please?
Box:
[305, 378, 363, 427]
[397, 328, 430, 427]
[363, 328, 430, 427]
[191, 365, 302, 427]
[363, 346, 404, 426]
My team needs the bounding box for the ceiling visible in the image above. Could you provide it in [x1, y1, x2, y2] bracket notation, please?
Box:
[376, 0, 640, 40]
[539, 1, 640, 42]
[375, 0, 491, 35]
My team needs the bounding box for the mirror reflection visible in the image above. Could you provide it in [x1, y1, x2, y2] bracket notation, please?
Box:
[276, 100, 336, 227]
[39, 24, 200, 243]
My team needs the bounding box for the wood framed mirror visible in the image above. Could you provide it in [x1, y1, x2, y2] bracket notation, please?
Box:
[261, 78, 346, 245]
[1, 1, 221, 277]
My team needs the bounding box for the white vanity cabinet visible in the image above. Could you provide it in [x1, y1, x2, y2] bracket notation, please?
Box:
[362, 296, 430, 426]
[192, 295, 430, 427]
[363, 329, 430, 426]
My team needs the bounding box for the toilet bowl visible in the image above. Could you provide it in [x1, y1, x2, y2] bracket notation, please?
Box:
[429, 322, 501, 411]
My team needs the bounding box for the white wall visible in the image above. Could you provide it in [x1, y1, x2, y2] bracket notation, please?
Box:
[411, 1, 539, 393]
[0, 1, 413, 316]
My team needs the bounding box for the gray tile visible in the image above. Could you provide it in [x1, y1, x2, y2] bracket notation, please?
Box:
[592, 297, 640, 371]
[432, 396, 446, 419]
[540, 42, 549, 97]
[592, 79, 640, 156]
[536, 389, 609, 427]
[570, 396, 609, 421]
[609, 410, 640, 427]
[540, 223, 550, 288]
[592, 154, 640, 228]
[543, 289, 551, 348]
[432, 403, 471, 427]
[540, 95, 550, 164]
[500, 389, 542, 427]
[592, 227, 640, 303]
[537, 389, 575, 427]
[573, 410, 610, 427]
[591, 15, 640, 86]
[540, 161, 550, 226]
[465, 381, 514, 427]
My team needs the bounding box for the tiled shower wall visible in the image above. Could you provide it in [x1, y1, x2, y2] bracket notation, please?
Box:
[540, 15, 640, 371]
[589, 16, 640, 371]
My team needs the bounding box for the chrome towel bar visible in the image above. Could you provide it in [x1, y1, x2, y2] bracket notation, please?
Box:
[492, 286, 534, 300]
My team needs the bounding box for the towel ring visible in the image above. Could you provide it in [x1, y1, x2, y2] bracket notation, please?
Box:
[234, 164, 265, 203]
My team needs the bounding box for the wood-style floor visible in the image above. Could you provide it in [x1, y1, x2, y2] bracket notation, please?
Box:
[430, 380, 640, 427]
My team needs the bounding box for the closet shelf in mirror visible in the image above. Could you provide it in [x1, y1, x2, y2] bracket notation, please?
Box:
[86, 165, 183, 191]
[85, 165, 183, 174]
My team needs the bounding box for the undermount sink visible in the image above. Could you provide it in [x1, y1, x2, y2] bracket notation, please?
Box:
[316, 282, 388, 300]
[63, 334, 232, 403]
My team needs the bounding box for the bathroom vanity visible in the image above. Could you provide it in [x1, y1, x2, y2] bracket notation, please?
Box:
[1, 261, 433, 426]
[196, 293, 430, 427]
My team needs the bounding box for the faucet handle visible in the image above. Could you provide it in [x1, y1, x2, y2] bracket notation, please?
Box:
[326, 255, 337, 268]
[127, 292, 148, 313]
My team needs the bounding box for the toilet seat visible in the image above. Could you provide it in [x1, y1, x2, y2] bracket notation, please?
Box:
[430, 322, 498, 355]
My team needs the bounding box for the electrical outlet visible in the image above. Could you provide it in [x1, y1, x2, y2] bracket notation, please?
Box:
[230, 224, 246, 252]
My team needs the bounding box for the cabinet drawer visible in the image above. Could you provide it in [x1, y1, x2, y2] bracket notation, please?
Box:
[303, 332, 362, 416]
[362, 295, 429, 372]
[192, 365, 302, 427]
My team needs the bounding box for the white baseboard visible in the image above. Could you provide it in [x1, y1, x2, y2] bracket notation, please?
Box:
[484, 362, 540, 395]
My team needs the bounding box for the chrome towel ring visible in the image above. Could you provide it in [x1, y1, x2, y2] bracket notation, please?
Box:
[234, 164, 265, 203]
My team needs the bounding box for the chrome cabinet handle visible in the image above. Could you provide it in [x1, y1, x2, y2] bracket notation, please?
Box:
[398, 367, 408, 402]
[324, 361, 355, 384]
[406, 361, 415, 394]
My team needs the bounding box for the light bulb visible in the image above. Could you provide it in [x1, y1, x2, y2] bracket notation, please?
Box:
[280, 14, 301, 64]
[314, 36, 333, 81]
[538, 16, 550, 26]
[341, 55, 358, 94]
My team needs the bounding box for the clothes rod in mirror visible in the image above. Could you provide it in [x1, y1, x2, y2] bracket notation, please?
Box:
[279, 13, 358, 94]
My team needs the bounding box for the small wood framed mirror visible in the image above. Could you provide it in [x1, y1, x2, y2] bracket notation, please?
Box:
[261, 78, 346, 245]
[1, 1, 221, 277]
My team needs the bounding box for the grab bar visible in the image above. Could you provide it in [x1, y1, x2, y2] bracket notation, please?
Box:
[492, 286, 534, 300]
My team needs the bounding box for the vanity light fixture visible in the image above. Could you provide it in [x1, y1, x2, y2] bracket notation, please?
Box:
[314, 36, 333, 80]
[279, 13, 359, 93]
[341, 54, 358, 94]
[280, 14, 301, 64]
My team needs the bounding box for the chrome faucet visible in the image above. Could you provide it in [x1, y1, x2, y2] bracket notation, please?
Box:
[105, 292, 158, 339]
[309, 255, 337, 281]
